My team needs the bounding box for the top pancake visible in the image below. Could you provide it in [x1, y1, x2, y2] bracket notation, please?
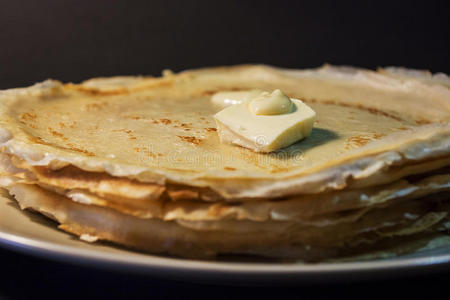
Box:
[0, 65, 449, 198]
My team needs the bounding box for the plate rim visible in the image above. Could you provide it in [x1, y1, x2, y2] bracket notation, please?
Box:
[2, 230, 450, 283]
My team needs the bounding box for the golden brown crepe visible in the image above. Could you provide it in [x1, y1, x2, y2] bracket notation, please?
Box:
[1, 152, 449, 223]
[0, 64, 448, 260]
[6, 183, 449, 260]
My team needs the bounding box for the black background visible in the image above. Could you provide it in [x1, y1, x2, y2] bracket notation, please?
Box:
[0, 1, 449, 299]
[0, 0, 449, 89]
[0, 249, 450, 300]
[1, 246, 450, 300]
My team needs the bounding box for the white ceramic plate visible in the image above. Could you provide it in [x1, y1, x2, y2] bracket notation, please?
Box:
[1, 193, 450, 284]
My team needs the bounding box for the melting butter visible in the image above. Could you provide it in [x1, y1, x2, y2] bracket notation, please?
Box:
[248, 89, 294, 115]
[213, 89, 316, 152]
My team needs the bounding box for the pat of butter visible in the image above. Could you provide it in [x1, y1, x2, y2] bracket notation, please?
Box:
[213, 89, 316, 152]
[211, 90, 263, 108]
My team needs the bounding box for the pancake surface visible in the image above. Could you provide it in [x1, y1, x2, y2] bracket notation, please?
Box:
[0, 64, 449, 261]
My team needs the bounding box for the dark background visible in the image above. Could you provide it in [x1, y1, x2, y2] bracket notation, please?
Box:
[0, 0, 449, 89]
[0, 1, 449, 299]
[0, 246, 450, 300]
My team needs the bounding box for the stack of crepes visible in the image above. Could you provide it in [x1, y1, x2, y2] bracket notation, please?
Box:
[0, 65, 449, 261]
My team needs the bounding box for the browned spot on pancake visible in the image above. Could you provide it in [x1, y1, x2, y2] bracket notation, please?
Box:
[25, 135, 94, 156]
[126, 115, 144, 120]
[113, 129, 132, 134]
[59, 122, 66, 128]
[177, 135, 202, 145]
[65, 143, 95, 156]
[415, 118, 432, 125]
[159, 118, 171, 125]
[20, 120, 37, 129]
[224, 166, 236, 171]
[238, 149, 271, 170]
[136, 147, 164, 159]
[201, 90, 218, 96]
[48, 127, 68, 141]
[20, 112, 37, 121]
[20, 113, 38, 129]
[364, 107, 402, 121]
[205, 127, 217, 132]
[48, 127, 64, 137]
[346, 136, 372, 148]
[27, 136, 47, 145]
[372, 133, 385, 139]
[345, 133, 385, 149]
[397, 126, 410, 131]
[112, 128, 137, 140]
[176, 121, 192, 128]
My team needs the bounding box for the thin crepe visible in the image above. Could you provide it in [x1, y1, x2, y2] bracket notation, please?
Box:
[0, 65, 448, 199]
[1, 152, 449, 223]
[6, 183, 450, 260]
